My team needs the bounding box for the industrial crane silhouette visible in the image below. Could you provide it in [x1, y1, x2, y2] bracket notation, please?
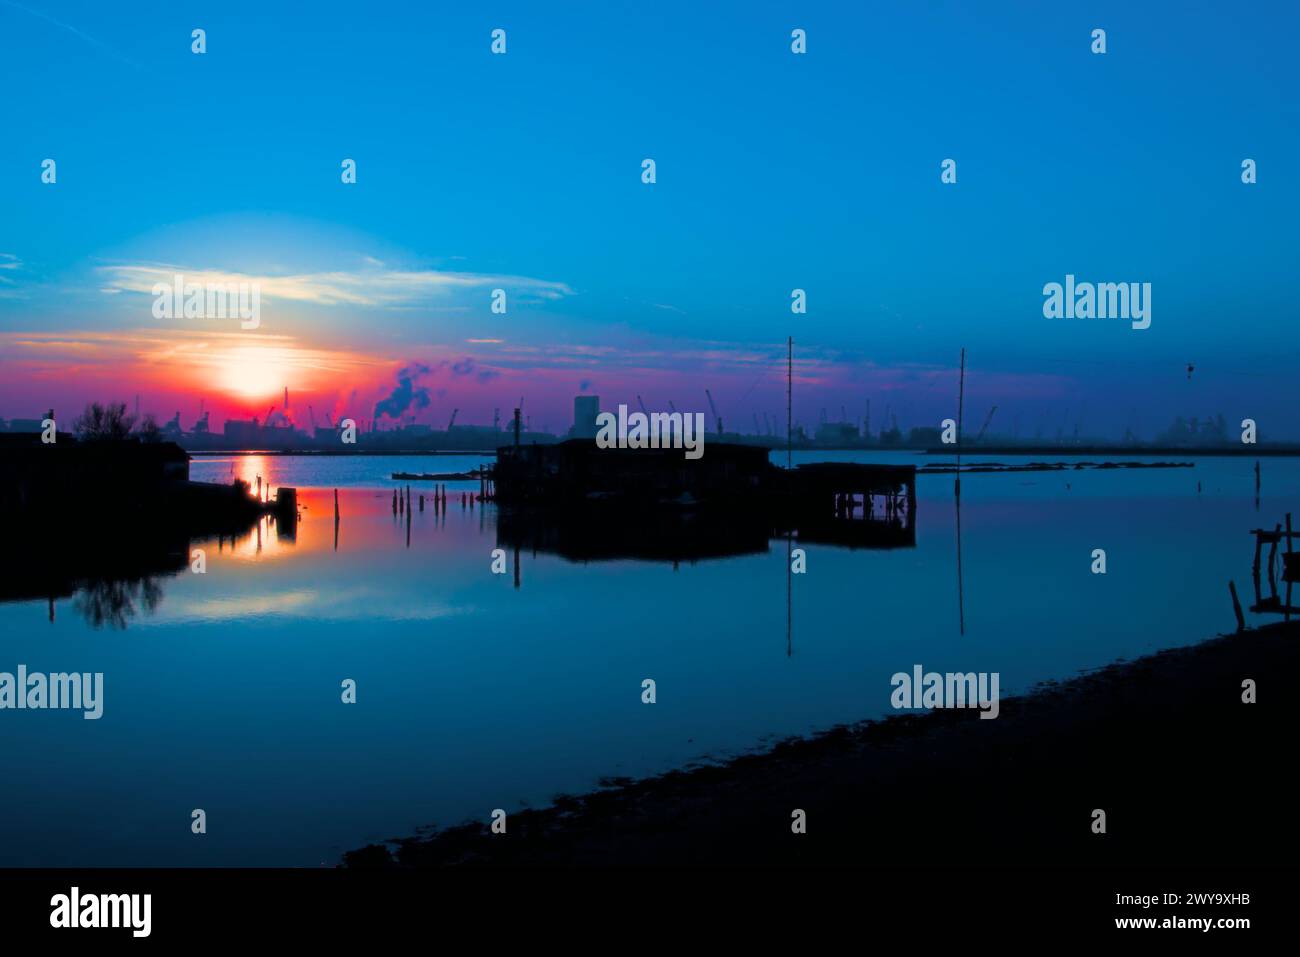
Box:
[705, 389, 722, 434]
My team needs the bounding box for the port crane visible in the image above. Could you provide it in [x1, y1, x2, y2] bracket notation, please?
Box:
[447, 408, 459, 430]
[705, 389, 722, 434]
[975, 405, 998, 443]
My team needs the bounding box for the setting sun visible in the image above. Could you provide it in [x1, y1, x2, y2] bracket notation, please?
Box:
[221, 345, 294, 399]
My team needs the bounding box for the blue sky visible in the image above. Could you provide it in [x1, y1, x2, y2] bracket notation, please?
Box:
[1, 0, 1297, 437]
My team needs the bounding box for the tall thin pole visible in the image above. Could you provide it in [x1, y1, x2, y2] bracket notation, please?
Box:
[786, 336, 793, 470]
[956, 347, 966, 481]
[955, 348, 966, 636]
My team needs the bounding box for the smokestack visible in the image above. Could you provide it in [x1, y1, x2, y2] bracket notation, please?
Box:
[513, 408, 521, 447]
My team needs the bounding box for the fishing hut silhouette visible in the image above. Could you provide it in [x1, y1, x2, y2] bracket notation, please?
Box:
[489, 438, 916, 562]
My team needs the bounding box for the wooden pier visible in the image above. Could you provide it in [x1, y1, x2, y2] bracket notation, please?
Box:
[1248, 513, 1298, 619]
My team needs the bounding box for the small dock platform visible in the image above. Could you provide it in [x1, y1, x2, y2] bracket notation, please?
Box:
[489, 440, 916, 550]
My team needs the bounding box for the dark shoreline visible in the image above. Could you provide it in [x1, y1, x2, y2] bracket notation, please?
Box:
[346, 621, 1300, 868]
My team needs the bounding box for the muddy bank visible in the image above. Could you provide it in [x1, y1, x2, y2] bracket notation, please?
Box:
[346, 621, 1300, 868]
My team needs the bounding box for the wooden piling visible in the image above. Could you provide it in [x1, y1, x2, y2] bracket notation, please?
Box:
[1229, 580, 1245, 632]
[1268, 524, 1281, 586]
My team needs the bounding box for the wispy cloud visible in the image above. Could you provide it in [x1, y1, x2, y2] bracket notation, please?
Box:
[0, 254, 25, 297]
[96, 263, 573, 308]
[0, 329, 384, 388]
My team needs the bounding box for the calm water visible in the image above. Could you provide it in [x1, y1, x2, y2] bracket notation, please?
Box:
[2, 451, 1296, 865]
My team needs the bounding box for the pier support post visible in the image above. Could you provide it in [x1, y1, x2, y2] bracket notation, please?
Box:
[1228, 580, 1245, 632]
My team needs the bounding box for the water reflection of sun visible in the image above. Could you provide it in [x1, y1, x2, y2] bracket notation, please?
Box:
[213, 514, 290, 560]
[232, 454, 274, 492]
[204, 455, 294, 560]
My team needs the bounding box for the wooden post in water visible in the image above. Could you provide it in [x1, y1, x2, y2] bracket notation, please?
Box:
[1269, 523, 1281, 588]
[1288, 514, 1295, 624]
[1228, 580, 1245, 632]
[955, 347, 965, 497]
